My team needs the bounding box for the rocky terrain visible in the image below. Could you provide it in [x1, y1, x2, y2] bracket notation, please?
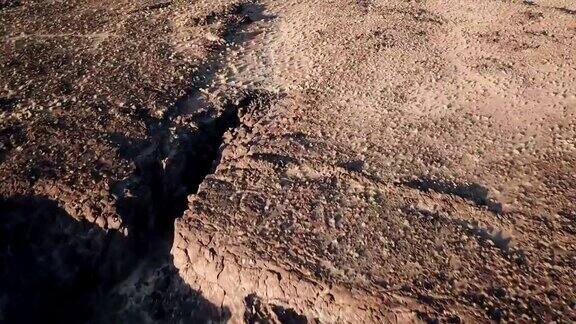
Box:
[1, 0, 575, 323]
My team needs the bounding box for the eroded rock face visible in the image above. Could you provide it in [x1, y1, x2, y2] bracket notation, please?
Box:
[171, 0, 576, 322]
[171, 223, 424, 323]
[0, 0, 248, 228]
[0, 0, 254, 322]
[1, 0, 576, 322]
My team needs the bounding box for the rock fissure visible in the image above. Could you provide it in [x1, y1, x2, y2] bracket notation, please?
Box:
[0, 3, 275, 321]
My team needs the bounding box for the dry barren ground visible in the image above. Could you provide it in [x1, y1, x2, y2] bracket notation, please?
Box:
[1, 0, 575, 323]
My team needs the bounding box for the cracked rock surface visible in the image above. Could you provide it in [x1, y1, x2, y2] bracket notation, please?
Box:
[174, 0, 576, 322]
[1, 0, 576, 322]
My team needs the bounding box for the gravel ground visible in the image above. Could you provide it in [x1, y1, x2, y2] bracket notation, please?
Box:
[1, 0, 575, 322]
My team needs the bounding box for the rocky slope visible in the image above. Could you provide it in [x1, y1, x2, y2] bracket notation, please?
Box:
[1, 0, 575, 322]
[172, 0, 576, 322]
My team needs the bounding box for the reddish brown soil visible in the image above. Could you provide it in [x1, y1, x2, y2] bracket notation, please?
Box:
[1, 0, 575, 323]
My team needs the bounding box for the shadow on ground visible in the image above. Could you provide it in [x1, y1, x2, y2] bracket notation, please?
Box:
[0, 195, 230, 323]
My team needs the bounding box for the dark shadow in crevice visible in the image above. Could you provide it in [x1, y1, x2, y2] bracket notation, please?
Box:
[0, 196, 126, 323]
[244, 293, 308, 324]
[109, 91, 256, 249]
[271, 305, 309, 324]
[0, 195, 231, 323]
[1, 2, 278, 322]
[95, 93, 255, 321]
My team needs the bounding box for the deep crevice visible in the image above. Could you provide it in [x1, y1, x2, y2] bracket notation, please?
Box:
[156, 95, 244, 231]
[0, 92, 264, 323]
[110, 1, 266, 247]
[122, 92, 257, 244]
[98, 3, 276, 320]
[244, 293, 309, 324]
[0, 2, 274, 321]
